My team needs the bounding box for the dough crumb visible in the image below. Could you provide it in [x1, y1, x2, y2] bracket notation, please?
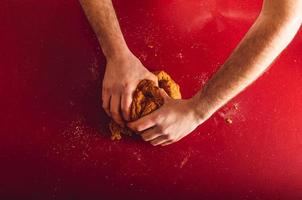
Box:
[225, 118, 233, 124]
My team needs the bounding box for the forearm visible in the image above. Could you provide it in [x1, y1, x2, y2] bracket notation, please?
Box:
[194, 1, 302, 120]
[79, 0, 129, 59]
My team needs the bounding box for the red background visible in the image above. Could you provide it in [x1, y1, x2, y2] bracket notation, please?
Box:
[1, 0, 302, 199]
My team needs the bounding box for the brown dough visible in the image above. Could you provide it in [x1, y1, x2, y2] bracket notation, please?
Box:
[109, 71, 181, 140]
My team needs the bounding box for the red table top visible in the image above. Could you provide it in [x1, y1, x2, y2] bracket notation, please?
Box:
[1, 0, 302, 199]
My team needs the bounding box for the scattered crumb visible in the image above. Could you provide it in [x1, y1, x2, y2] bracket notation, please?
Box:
[139, 53, 147, 61]
[225, 118, 233, 124]
[109, 121, 122, 140]
[147, 44, 154, 49]
[88, 57, 99, 80]
[180, 156, 189, 168]
[177, 52, 184, 59]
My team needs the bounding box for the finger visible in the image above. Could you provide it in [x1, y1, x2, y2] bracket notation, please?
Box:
[110, 94, 124, 126]
[102, 87, 111, 116]
[159, 88, 170, 101]
[161, 140, 174, 146]
[141, 127, 162, 141]
[121, 90, 133, 121]
[127, 111, 158, 132]
[150, 135, 168, 146]
[162, 137, 182, 146]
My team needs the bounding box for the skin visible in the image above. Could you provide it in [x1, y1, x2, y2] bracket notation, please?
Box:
[79, 0, 157, 127]
[79, 0, 302, 146]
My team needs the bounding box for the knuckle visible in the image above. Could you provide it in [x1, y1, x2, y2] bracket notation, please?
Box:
[111, 88, 117, 94]
[104, 86, 109, 91]
[162, 130, 169, 135]
[123, 83, 131, 90]
[102, 86, 110, 93]
[111, 85, 120, 94]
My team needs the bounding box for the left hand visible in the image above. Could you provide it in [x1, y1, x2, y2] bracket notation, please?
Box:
[127, 89, 203, 146]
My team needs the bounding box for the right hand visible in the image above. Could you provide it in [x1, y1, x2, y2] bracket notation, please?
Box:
[102, 51, 158, 127]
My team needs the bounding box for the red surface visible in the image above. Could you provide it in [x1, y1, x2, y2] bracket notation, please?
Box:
[1, 0, 302, 199]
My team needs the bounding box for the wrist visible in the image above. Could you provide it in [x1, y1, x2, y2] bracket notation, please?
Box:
[102, 41, 132, 61]
[189, 91, 216, 124]
[104, 47, 134, 62]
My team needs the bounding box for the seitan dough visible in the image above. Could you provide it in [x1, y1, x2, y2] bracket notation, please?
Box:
[109, 71, 181, 140]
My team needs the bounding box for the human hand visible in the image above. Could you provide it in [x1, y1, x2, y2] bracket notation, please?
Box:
[102, 51, 158, 126]
[127, 90, 208, 146]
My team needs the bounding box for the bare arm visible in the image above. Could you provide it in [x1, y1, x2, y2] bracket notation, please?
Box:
[79, 0, 157, 126]
[79, 0, 128, 58]
[194, 0, 302, 120]
[128, 0, 302, 146]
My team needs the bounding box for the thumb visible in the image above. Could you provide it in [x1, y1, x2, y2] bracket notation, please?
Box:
[159, 88, 170, 101]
